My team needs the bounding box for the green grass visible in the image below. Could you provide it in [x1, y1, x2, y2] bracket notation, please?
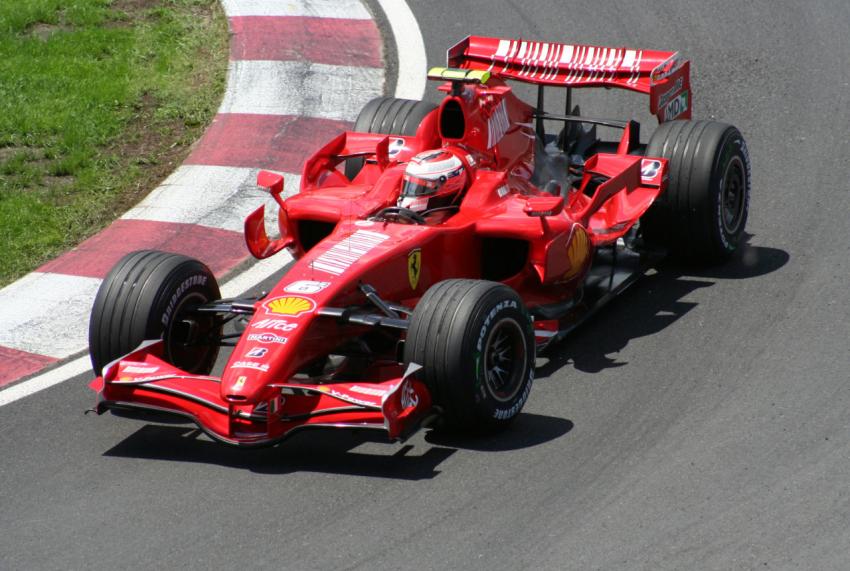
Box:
[0, 0, 228, 286]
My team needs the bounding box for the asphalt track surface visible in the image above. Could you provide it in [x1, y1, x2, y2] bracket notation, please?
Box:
[2, 1, 849, 569]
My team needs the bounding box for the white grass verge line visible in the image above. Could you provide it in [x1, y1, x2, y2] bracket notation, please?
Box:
[376, 0, 427, 100]
[0, 0, 426, 404]
[0, 253, 291, 408]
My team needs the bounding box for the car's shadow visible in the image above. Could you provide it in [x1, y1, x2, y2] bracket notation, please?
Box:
[536, 238, 789, 378]
[102, 411, 573, 479]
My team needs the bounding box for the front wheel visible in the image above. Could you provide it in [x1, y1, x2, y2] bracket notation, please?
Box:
[404, 279, 535, 431]
[88, 250, 221, 376]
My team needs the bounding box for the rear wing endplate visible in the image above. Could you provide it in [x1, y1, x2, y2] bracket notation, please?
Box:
[447, 36, 692, 122]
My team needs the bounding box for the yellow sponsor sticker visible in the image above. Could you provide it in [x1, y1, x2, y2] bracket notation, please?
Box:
[262, 296, 316, 317]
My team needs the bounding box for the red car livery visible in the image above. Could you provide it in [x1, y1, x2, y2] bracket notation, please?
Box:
[87, 36, 750, 446]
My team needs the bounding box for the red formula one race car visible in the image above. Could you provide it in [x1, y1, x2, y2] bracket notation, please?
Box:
[88, 37, 750, 446]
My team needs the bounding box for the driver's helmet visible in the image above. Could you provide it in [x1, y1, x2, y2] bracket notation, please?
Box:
[398, 149, 467, 213]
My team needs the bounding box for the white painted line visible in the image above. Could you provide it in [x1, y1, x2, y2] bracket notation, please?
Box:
[122, 165, 300, 233]
[0, 273, 102, 358]
[376, 0, 427, 100]
[0, 356, 92, 407]
[219, 60, 384, 121]
[221, 0, 371, 19]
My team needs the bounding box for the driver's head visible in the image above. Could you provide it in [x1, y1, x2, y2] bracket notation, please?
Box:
[398, 149, 468, 213]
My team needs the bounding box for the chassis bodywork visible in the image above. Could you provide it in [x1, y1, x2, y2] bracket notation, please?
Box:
[91, 36, 694, 446]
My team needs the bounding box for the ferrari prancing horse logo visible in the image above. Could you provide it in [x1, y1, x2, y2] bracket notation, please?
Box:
[408, 249, 422, 290]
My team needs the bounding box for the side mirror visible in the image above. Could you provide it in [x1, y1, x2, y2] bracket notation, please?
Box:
[524, 195, 564, 217]
[245, 171, 292, 259]
[257, 170, 285, 208]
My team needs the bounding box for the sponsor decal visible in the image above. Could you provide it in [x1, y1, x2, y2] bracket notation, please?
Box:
[263, 296, 315, 317]
[246, 332, 288, 344]
[316, 385, 375, 408]
[161, 274, 208, 326]
[122, 365, 159, 374]
[251, 318, 298, 332]
[656, 77, 683, 109]
[245, 347, 268, 358]
[400, 380, 419, 409]
[312, 229, 389, 276]
[640, 159, 662, 181]
[388, 137, 405, 157]
[662, 91, 688, 121]
[476, 299, 519, 352]
[232, 361, 269, 373]
[350, 385, 388, 397]
[354, 220, 375, 227]
[234, 376, 247, 389]
[650, 52, 684, 84]
[407, 248, 421, 290]
[563, 224, 591, 280]
[493, 369, 534, 420]
[269, 395, 282, 414]
[284, 280, 330, 295]
[497, 184, 510, 198]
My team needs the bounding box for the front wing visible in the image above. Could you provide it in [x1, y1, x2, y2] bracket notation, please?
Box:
[90, 342, 434, 447]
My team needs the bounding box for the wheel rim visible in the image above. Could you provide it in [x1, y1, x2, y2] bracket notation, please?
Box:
[720, 155, 746, 235]
[483, 318, 528, 403]
[164, 292, 219, 373]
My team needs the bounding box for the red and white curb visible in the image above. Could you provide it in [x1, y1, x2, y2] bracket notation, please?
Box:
[0, 0, 427, 396]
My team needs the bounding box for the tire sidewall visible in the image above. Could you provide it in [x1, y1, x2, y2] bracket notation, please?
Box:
[710, 127, 751, 255]
[148, 266, 215, 335]
[145, 264, 220, 373]
[463, 290, 535, 424]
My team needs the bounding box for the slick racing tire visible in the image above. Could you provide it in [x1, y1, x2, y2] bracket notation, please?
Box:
[89, 250, 221, 376]
[404, 279, 535, 431]
[345, 96, 437, 180]
[641, 120, 751, 263]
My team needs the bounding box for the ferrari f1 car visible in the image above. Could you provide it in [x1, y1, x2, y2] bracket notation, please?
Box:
[88, 36, 750, 446]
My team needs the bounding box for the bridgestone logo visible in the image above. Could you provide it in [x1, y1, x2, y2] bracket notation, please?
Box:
[161, 274, 207, 326]
[493, 372, 533, 420]
[312, 230, 389, 276]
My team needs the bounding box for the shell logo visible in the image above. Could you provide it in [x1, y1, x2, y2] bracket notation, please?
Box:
[263, 296, 316, 317]
[563, 225, 591, 281]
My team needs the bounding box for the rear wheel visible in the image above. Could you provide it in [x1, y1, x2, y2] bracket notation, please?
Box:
[404, 279, 535, 431]
[345, 96, 437, 180]
[88, 250, 221, 376]
[641, 120, 751, 263]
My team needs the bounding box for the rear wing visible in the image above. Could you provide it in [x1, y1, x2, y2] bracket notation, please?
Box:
[447, 36, 691, 122]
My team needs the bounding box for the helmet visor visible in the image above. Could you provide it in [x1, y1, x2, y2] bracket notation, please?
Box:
[401, 175, 438, 197]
